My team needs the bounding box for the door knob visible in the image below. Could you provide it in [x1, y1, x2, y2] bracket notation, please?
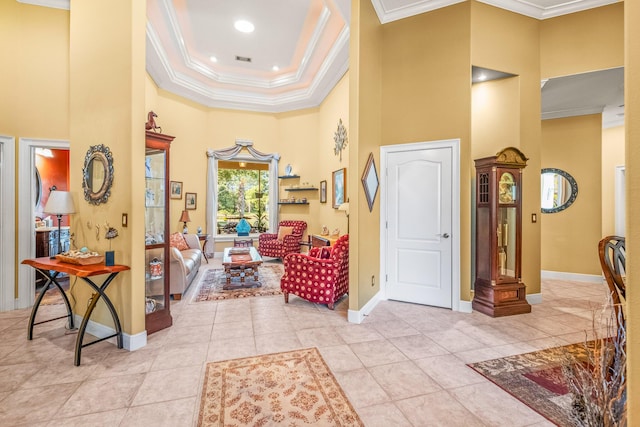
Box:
[441, 233, 450, 238]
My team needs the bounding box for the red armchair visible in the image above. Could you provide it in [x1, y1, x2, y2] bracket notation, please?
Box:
[258, 220, 307, 258]
[281, 234, 349, 310]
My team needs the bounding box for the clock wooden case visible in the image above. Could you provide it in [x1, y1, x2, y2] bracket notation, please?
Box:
[473, 147, 531, 317]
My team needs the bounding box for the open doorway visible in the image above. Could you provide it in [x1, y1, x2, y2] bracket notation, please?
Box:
[17, 138, 70, 309]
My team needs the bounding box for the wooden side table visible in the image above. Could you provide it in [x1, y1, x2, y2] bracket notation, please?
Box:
[198, 234, 209, 262]
[310, 234, 339, 247]
[22, 257, 130, 366]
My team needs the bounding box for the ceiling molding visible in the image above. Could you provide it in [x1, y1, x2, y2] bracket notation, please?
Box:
[147, 27, 350, 113]
[17, 0, 69, 10]
[370, 0, 465, 24]
[479, 0, 619, 19]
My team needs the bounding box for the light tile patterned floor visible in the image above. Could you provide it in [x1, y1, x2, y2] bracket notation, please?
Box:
[0, 256, 612, 426]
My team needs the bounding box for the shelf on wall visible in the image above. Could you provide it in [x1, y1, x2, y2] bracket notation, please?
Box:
[278, 202, 310, 205]
[278, 175, 300, 179]
[285, 187, 318, 191]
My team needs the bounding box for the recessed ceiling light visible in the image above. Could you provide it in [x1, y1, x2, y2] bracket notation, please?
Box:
[478, 74, 487, 81]
[234, 20, 255, 33]
[272, 65, 279, 71]
[210, 56, 218, 63]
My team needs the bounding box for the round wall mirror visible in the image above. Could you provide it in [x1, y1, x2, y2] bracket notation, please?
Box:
[540, 168, 578, 213]
[82, 144, 114, 205]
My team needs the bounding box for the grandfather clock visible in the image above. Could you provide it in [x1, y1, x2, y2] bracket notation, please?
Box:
[473, 147, 531, 317]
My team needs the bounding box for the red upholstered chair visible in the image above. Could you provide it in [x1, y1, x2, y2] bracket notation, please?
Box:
[281, 234, 349, 310]
[257, 220, 307, 258]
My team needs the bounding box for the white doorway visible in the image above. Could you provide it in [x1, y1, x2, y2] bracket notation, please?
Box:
[0, 136, 16, 311]
[380, 139, 460, 310]
[17, 138, 70, 309]
[615, 165, 625, 236]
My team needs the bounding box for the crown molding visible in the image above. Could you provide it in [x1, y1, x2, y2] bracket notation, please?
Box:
[479, 0, 618, 19]
[370, 0, 465, 24]
[147, 27, 350, 113]
[17, 0, 69, 10]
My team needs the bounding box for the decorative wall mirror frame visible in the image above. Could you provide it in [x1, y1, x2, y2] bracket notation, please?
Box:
[361, 152, 379, 212]
[82, 144, 114, 205]
[540, 168, 578, 213]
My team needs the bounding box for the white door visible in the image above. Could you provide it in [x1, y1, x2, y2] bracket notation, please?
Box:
[384, 143, 453, 308]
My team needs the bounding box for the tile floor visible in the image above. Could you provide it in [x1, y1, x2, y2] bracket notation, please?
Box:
[0, 257, 613, 426]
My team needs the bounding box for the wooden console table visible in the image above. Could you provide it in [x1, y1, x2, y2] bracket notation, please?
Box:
[22, 257, 130, 366]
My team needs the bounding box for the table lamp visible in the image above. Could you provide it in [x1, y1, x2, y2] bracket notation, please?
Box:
[44, 190, 75, 258]
[179, 210, 191, 234]
[338, 202, 350, 234]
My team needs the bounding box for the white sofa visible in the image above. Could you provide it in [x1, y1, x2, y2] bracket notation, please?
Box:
[169, 233, 203, 299]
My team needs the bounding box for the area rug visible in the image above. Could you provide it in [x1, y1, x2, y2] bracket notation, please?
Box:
[195, 264, 284, 302]
[197, 348, 363, 426]
[468, 342, 594, 426]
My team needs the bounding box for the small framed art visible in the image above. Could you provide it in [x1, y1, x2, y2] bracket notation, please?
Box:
[332, 168, 346, 208]
[170, 181, 183, 199]
[185, 192, 197, 210]
[320, 180, 327, 203]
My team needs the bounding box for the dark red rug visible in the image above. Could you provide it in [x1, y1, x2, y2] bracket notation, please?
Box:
[468, 343, 593, 426]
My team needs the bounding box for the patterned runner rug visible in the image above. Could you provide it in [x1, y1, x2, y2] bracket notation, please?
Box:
[197, 348, 363, 426]
[468, 342, 594, 426]
[195, 264, 284, 302]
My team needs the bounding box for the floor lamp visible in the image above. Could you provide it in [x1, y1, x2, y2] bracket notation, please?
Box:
[44, 191, 75, 258]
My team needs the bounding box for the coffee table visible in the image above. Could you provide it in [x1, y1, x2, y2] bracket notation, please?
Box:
[222, 246, 263, 290]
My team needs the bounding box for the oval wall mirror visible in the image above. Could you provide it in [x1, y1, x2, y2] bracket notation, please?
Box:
[540, 168, 578, 213]
[82, 144, 114, 205]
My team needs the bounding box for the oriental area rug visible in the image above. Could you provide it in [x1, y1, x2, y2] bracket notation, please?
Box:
[195, 264, 284, 302]
[468, 342, 596, 427]
[197, 348, 363, 426]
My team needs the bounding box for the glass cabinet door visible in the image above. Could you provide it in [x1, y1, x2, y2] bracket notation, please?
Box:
[144, 145, 170, 329]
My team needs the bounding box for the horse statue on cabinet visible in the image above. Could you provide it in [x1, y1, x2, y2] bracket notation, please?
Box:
[145, 111, 162, 133]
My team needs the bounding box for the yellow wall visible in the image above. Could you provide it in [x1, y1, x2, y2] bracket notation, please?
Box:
[145, 72, 350, 251]
[69, 0, 147, 334]
[625, 0, 639, 420]
[0, 1, 69, 139]
[541, 115, 602, 275]
[349, 0, 383, 309]
[601, 125, 625, 236]
[472, 77, 520, 155]
[470, 1, 541, 295]
[540, 2, 624, 79]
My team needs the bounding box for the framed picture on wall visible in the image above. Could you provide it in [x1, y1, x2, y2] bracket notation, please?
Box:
[320, 180, 327, 203]
[170, 181, 183, 199]
[185, 192, 197, 210]
[332, 168, 346, 208]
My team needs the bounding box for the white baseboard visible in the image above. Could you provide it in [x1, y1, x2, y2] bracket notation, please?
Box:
[526, 293, 543, 305]
[73, 315, 147, 351]
[458, 300, 472, 313]
[348, 290, 381, 324]
[541, 270, 603, 284]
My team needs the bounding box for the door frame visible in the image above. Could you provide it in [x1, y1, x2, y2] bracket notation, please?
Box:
[380, 139, 461, 311]
[615, 165, 625, 236]
[17, 138, 70, 309]
[0, 136, 16, 311]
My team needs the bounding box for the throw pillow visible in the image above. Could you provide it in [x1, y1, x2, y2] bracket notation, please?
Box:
[277, 226, 294, 241]
[309, 247, 331, 259]
[170, 232, 189, 251]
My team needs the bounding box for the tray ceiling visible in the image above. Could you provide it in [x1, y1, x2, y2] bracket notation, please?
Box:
[20, 0, 621, 116]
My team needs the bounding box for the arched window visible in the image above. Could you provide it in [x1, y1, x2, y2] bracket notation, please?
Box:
[206, 140, 279, 242]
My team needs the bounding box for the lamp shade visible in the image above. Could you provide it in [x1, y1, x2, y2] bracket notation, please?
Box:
[179, 210, 191, 223]
[44, 191, 75, 215]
